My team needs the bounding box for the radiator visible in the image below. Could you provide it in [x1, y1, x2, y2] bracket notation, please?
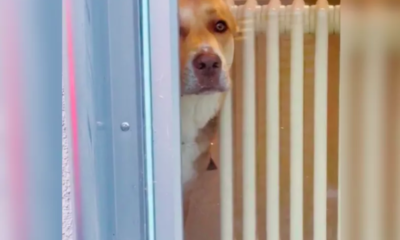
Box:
[217, 0, 399, 240]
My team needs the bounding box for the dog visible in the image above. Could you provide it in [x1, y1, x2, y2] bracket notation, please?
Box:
[179, 0, 237, 223]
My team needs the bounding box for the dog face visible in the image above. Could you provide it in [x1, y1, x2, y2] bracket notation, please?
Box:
[179, 0, 236, 96]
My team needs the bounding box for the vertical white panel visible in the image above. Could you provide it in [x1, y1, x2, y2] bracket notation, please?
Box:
[334, 6, 340, 34]
[220, 3, 236, 240]
[397, 68, 400, 240]
[266, 1, 281, 240]
[242, 0, 257, 239]
[309, 5, 316, 33]
[0, 79, 10, 240]
[148, 0, 184, 236]
[313, 1, 329, 240]
[285, 5, 293, 33]
[360, 14, 385, 240]
[279, 6, 287, 34]
[338, 10, 352, 240]
[290, 1, 305, 240]
[328, 6, 335, 34]
[303, 6, 310, 34]
[220, 0, 235, 226]
[397, 21, 400, 239]
[220, 91, 234, 240]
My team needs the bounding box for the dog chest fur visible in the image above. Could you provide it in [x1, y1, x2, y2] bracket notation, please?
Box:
[180, 93, 222, 189]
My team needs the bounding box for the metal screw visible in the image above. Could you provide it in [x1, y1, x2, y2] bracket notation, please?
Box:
[120, 122, 130, 131]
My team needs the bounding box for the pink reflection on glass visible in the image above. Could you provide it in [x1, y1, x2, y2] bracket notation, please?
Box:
[65, 0, 82, 238]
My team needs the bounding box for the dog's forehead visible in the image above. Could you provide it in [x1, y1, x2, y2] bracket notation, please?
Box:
[179, 7, 194, 22]
[179, 0, 224, 20]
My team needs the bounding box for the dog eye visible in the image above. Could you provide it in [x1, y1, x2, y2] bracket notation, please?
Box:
[214, 20, 228, 33]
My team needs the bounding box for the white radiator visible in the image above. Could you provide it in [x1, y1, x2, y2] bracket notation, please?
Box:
[219, 1, 400, 239]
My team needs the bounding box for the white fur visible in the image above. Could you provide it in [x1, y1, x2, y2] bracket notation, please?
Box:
[180, 43, 231, 190]
[180, 93, 221, 189]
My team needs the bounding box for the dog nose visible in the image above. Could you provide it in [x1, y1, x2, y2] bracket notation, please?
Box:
[193, 52, 221, 72]
[192, 51, 222, 85]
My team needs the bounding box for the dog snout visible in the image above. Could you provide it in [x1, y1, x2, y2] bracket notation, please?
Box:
[192, 50, 222, 87]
